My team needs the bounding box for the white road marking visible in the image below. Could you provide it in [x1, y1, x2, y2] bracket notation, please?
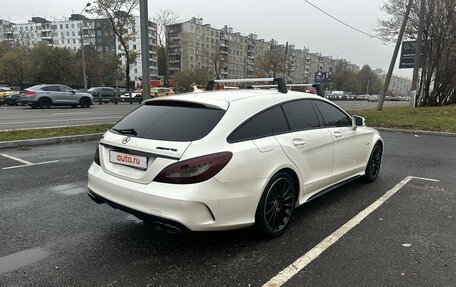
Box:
[1, 154, 59, 170]
[2, 160, 59, 170]
[53, 112, 90, 115]
[0, 154, 33, 165]
[263, 176, 440, 287]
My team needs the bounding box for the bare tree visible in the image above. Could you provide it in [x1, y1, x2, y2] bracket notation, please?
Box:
[88, 0, 139, 92]
[254, 42, 285, 78]
[154, 9, 179, 84]
[378, 0, 456, 106]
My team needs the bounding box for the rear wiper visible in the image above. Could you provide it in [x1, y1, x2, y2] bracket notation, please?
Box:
[111, 128, 137, 136]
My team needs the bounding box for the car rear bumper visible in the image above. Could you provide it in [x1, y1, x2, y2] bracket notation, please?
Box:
[87, 163, 265, 231]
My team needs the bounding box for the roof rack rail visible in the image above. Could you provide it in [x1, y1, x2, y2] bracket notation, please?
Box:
[206, 78, 287, 94]
[251, 83, 323, 97]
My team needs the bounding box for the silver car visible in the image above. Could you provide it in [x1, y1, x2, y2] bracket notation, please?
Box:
[23, 84, 93, 108]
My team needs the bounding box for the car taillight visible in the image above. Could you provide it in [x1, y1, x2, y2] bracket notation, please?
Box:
[94, 144, 101, 166]
[154, 152, 232, 184]
[25, 90, 36, 95]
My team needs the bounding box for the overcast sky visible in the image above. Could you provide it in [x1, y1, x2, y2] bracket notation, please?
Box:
[0, 0, 412, 78]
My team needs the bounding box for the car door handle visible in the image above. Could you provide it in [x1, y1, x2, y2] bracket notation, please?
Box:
[334, 131, 343, 138]
[293, 139, 307, 146]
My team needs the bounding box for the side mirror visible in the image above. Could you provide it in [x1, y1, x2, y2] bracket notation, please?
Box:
[352, 115, 365, 129]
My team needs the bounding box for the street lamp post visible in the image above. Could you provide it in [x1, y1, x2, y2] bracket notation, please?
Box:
[80, 2, 91, 90]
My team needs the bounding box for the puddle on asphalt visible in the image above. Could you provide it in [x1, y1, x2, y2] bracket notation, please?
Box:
[50, 184, 86, 196]
[0, 248, 47, 274]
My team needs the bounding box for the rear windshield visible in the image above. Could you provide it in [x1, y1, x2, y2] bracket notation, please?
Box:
[111, 102, 225, 141]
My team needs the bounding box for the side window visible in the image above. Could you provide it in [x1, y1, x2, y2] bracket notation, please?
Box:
[313, 100, 352, 127]
[59, 86, 73, 92]
[228, 108, 274, 143]
[282, 100, 320, 131]
[273, 106, 289, 134]
[41, 86, 61, 92]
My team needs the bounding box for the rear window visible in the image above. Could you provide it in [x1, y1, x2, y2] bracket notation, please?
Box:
[111, 102, 225, 141]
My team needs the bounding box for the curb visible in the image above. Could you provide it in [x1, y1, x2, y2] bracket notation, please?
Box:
[375, 127, 456, 137]
[1, 128, 455, 150]
[0, 133, 103, 149]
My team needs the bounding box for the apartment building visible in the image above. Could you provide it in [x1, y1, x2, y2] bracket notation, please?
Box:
[0, 15, 158, 81]
[166, 17, 357, 84]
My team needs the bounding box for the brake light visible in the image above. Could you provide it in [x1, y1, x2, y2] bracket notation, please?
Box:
[94, 144, 101, 166]
[154, 152, 232, 184]
[25, 90, 36, 95]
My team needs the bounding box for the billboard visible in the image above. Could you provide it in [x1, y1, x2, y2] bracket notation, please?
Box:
[314, 71, 333, 83]
[399, 41, 416, 69]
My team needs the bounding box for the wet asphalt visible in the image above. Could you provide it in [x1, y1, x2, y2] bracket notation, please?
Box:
[0, 131, 454, 286]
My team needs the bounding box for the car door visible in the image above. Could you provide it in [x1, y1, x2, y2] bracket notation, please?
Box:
[41, 85, 65, 104]
[312, 100, 368, 181]
[58, 85, 79, 105]
[273, 100, 334, 199]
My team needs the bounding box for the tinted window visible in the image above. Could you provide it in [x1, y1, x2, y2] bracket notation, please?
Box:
[228, 108, 274, 143]
[59, 86, 73, 92]
[41, 86, 60, 92]
[282, 100, 320, 130]
[313, 100, 351, 127]
[274, 106, 289, 134]
[111, 102, 225, 141]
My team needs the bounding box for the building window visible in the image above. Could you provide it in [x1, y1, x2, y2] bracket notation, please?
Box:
[134, 68, 137, 73]
[71, 23, 74, 29]
[72, 31, 75, 36]
[66, 24, 69, 29]
[60, 24, 63, 29]
[66, 32, 69, 36]
[73, 39, 76, 44]
[133, 44, 136, 50]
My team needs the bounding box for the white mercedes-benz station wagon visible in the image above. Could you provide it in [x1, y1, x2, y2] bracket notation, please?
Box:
[87, 78, 383, 237]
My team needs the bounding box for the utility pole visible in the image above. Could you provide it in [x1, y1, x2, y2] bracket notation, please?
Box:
[80, 2, 91, 90]
[410, 0, 426, 108]
[139, 0, 151, 100]
[283, 41, 288, 83]
[377, 0, 414, 110]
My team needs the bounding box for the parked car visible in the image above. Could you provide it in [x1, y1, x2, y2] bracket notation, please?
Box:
[368, 94, 379, 102]
[88, 78, 383, 237]
[120, 90, 143, 102]
[22, 84, 93, 108]
[87, 87, 117, 103]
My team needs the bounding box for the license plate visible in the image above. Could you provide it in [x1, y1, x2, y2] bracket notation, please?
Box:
[109, 151, 147, 170]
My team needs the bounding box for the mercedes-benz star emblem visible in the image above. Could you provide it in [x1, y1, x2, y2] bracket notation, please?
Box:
[122, 136, 131, 144]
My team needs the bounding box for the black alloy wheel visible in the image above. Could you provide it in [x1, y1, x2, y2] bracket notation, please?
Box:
[80, 97, 91, 108]
[256, 172, 296, 237]
[363, 143, 382, 182]
[39, 98, 51, 109]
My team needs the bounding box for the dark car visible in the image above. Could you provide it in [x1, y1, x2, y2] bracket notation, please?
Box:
[22, 84, 93, 108]
[87, 87, 117, 103]
[4, 92, 23, 105]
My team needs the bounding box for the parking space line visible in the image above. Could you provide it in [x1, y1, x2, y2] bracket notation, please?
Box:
[1, 154, 33, 165]
[263, 176, 440, 287]
[2, 160, 60, 170]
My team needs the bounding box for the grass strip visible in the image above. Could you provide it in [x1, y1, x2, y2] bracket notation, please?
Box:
[0, 124, 113, 142]
[350, 105, 456, 133]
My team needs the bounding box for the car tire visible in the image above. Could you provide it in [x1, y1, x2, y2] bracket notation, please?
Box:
[39, 98, 51, 109]
[363, 143, 383, 183]
[80, 97, 91, 108]
[255, 172, 296, 237]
